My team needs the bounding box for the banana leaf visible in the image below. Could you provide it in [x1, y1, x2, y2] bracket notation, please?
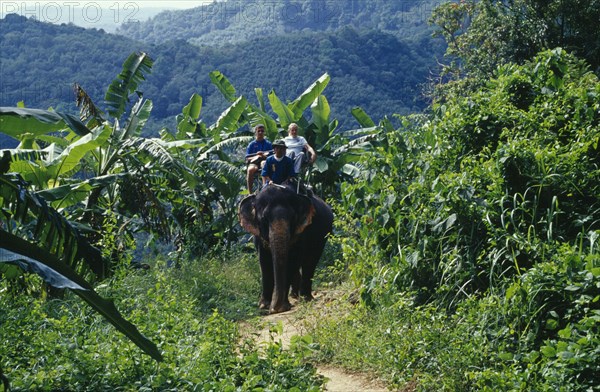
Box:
[105, 52, 153, 119]
[289, 73, 330, 117]
[268, 90, 296, 129]
[47, 124, 112, 180]
[121, 97, 153, 141]
[310, 95, 332, 146]
[351, 107, 376, 128]
[209, 70, 237, 102]
[210, 96, 247, 135]
[177, 94, 203, 138]
[0, 173, 107, 277]
[0, 107, 90, 137]
[36, 173, 128, 208]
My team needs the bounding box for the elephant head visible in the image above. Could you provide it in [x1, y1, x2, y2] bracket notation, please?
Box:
[239, 183, 317, 313]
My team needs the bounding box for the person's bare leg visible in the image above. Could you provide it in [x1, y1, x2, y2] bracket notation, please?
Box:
[247, 164, 258, 193]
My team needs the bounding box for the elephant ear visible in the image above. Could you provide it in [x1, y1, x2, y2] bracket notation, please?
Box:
[239, 195, 260, 236]
[294, 196, 316, 235]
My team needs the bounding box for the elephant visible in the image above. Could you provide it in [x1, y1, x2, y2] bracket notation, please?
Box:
[238, 182, 333, 314]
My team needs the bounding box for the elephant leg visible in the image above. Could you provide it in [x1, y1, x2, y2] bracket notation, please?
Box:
[257, 242, 273, 310]
[290, 269, 301, 299]
[299, 239, 327, 301]
[289, 249, 301, 298]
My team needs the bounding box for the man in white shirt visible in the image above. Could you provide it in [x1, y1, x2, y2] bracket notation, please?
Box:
[283, 123, 317, 173]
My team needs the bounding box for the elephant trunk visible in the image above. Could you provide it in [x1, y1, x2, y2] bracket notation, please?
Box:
[268, 218, 292, 314]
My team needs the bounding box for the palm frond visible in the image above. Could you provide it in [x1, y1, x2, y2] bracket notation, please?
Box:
[0, 173, 107, 279]
[199, 135, 252, 161]
[204, 159, 245, 183]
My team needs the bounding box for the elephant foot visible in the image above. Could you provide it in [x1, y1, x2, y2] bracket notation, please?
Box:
[301, 294, 314, 302]
[258, 298, 271, 310]
[269, 301, 292, 314]
[299, 291, 314, 301]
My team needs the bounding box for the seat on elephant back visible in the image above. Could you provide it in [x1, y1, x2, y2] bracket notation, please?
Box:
[283, 178, 313, 197]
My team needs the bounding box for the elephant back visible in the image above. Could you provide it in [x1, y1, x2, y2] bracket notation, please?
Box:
[304, 194, 333, 238]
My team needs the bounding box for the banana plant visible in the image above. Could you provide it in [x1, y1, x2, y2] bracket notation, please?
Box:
[146, 92, 250, 252]
[0, 173, 162, 361]
[209, 71, 382, 197]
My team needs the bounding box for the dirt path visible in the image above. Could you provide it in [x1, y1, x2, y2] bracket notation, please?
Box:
[250, 305, 391, 392]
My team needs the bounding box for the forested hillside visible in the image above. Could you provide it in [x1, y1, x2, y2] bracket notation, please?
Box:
[117, 0, 437, 46]
[0, 10, 442, 147]
[145, 27, 437, 125]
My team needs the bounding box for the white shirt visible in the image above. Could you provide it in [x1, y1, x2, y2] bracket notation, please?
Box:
[284, 135, 307, 155]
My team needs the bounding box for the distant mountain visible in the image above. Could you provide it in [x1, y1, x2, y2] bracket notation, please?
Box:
[0, 1, 444, 146]
[117, 0, 438, 46]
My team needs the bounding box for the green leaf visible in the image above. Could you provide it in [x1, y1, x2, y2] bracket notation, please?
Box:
[105, 52, 153, 119]
[351, 107, 376, 128]
[313, 157, 330, 173]
[47, 124, 112, 180]
[36, 173, 127, 208]
[210, 70, 237, 102]
[498, 352, 513, 361]
[268, 90, 296, 128]
[0, 173, 107, 276]
[121, 98, 153, 141]
[289, 73, 330, 117]
[558, 326, 572, 339]
[255, 88, 266, 112]
[540, 345, 556, 357]
[182, 93, 202, 119]
[177, 94, 202, 138]
[341, 163, 361, 177]
[211, 96, 247, 134]
[557, 351, 574, 360]
[1, 248, 86, 290]
[311, 95, 331, 146]
[545, 318, 558, 330]
[0, 107, 90, 138]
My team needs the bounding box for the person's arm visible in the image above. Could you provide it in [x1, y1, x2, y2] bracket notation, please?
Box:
[245, 143, 255, 162]
[305, 143, 317, 164]
[261, 158, 272, 185]
[247, 150, 273, 164]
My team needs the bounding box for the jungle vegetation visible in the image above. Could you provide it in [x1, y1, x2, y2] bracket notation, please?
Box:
[1, 0, 599, 390]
